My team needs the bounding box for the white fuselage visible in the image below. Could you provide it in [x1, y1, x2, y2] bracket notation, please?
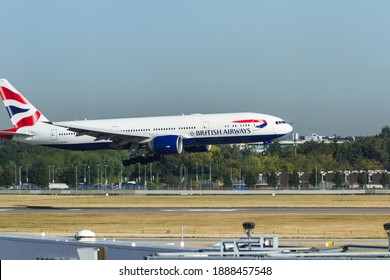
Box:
[12, 112, 292, 150]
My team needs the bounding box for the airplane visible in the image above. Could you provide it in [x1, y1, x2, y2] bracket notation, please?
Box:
[0, 78, 293, 165]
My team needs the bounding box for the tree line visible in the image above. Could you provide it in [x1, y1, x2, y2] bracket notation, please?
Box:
[1, 126, 390, 188]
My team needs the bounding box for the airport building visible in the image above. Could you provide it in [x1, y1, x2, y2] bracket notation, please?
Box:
[0, 231, 200, 260]
[254, 169, 389, 189]
[1, 224, 390, 260]
[245, 132, 356, 153]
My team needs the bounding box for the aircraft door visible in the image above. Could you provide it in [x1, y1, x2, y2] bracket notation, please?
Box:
[51, 129, 57, 141]
[202, 121, 210, 130]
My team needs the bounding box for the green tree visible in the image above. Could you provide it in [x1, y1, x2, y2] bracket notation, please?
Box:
[0, 166, 14, 186]
[332, 172, 344, 187]
[244, 172, 257, 188]
[379, 125, 390, 137]
[29, 161, 49, 186]
[289, 171, 300, 187]
[162, 174, 180, 187]
[357, 172, 368, 187]
[380, 173, 390, 187]
[267, 171, 278, 187]
[309, 168, 321, 187]
[222, 172, 233, 188]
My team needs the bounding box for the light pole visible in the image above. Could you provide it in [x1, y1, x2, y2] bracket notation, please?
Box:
[201, 163, 204, 186]
[88, 165, 91, 186]
[104, 165, 107, 187]
[239, 167, 242, 186]
[52, 165, 55, 183]
[83, 164, 86, 192]
[75, 165, 78, 189]
[97, 165, 100, 187]
[209, 164, 212, 189]
[26, 164, 29, 187]
[48, 165, 56, 184]
[185, 166, 188, 190]
[180, 164, 187, 190]
[320, 171, 327, 189]
[119, 163, 123, 189]
[144, 164, 147, 188]
[48, 165, 55, 185]
[138, 163, 141, 184]
[150, 163, 153, 182]
[196, 162, 199, 184]
[13, 164, 16, 186]
[293, 133, 299, 156]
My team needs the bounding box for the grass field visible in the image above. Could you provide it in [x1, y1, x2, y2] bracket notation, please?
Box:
[0, 195, 389, 239]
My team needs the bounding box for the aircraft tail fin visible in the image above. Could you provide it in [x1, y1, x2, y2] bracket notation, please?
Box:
[0, 79, 48, 128]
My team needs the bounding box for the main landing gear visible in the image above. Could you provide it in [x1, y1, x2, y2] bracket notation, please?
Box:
[261, 141, 271, 156]
[122, 155, 161, 166]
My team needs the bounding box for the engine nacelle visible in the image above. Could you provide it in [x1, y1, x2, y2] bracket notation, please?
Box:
[149, 135, 183, 155]
[184, 145, 212, 153]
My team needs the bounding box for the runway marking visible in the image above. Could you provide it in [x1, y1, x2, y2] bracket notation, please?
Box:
[188, 209, 239, 212]
[160, 209, 239, 212]
[0, 209, 11, 212]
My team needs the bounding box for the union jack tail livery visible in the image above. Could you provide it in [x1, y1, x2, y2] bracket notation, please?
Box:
[0, 79, 48, 129]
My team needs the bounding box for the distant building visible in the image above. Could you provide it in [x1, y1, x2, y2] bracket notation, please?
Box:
[48, 183, 69, 190]
[243, 132, 356, 153]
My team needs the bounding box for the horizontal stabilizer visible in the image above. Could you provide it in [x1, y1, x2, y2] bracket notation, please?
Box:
[0, 129, 35, 137]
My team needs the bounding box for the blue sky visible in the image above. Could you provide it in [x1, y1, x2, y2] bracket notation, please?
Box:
[1, 0, 389, 136]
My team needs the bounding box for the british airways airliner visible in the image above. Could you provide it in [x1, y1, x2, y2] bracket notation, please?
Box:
[0, 79, 293, 165]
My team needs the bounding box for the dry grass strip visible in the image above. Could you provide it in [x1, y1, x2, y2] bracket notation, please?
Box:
[0, 213, 389, 239]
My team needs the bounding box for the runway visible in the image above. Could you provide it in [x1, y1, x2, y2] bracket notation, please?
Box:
[1, 206, 390, 214]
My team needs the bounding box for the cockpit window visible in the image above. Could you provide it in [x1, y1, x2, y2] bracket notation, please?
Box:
[275, 121, 286, 125]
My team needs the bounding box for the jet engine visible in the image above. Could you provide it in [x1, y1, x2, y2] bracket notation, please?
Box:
[149, 135, 183, 155]
[184, 145, 212, 153]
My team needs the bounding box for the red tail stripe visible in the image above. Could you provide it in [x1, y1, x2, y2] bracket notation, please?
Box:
[14, 111, 41, 128]
[0, 86, 29, 104]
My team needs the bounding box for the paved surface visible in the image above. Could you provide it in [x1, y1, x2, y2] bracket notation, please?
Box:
[1, 206, 390, 214]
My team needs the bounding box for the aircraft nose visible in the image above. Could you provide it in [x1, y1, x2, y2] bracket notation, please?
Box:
[285, 123, 293, 134]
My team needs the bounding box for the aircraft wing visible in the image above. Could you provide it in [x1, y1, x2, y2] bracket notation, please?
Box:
[50, 122, 152, 147]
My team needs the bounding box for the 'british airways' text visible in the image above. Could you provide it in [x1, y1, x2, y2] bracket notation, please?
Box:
[196, 128, 251, 137]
